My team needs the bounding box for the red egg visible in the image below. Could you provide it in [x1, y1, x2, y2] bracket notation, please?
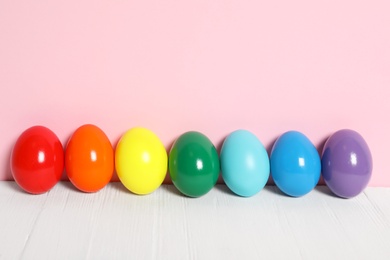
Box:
[11, 126, 64, 194]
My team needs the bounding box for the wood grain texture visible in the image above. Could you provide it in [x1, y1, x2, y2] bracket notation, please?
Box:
[1, 182, 389, 259]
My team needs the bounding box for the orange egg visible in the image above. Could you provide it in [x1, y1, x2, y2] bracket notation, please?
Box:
[65, 124, 114, 192]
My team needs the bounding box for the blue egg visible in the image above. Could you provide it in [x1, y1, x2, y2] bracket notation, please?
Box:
[220, 129, 270, 197]
[270, 131, 320, 197]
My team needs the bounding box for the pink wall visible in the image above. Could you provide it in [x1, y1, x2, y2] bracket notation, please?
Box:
[1, 1, 389, 186]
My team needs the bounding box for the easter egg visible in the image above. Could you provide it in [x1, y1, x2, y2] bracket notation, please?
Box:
[270, 131, 320, 197]
[220, 129, 269, 197]
[169, 131, 219, 197]
[321, 129, 373, 198]
[10, 126, 64, 194]
[115, 127, 167, 195]
[65, 124, 114, 192]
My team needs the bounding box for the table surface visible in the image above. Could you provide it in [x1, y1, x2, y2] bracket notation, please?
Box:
[0, 182, 389, 260]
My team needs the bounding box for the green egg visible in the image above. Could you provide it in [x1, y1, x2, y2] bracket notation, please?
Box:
[169, 131, 220, 197]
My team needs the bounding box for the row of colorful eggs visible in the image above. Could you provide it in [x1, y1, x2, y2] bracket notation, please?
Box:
[10, 125, 373, 198]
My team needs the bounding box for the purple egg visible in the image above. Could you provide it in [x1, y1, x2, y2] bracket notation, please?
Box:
[321, 129, 373, 198]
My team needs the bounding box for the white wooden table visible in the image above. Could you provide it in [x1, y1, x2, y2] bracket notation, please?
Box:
[1, 182, 389, 259]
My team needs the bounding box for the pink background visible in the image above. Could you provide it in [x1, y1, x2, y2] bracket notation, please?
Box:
[1, 1, 389, 186]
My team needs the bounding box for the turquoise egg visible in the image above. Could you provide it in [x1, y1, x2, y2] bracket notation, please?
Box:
[270, 131, 320, 197]
[220, 130, 270, 197]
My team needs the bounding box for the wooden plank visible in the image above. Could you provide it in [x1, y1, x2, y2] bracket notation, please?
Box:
[0, 182, 389, 259]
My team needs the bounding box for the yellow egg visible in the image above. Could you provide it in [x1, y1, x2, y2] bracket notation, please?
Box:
[115, 127, 167, 195]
